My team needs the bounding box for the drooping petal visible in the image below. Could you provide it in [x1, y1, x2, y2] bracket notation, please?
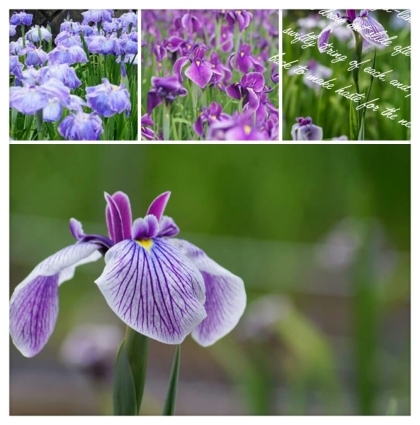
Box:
[69, 218, 85, 239]
[10, 242, 101, 357]
[185, 60, 212, 89]
[226, 83, 242, 100]
[318, 18, 347, 52]
[169, 239, 246, 347]
[146, 191, 171, 222]
[95, 239, 207, 344]
[244, 88, 260, 113]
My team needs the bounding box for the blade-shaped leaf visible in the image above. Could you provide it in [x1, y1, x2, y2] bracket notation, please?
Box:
[113, 339, 137, 415]
[162, 345, 181, 415]
[349, 102, 358, 141]
[126, 328, 149, 414]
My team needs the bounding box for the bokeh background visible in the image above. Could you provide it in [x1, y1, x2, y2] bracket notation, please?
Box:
[10, 144, 410, 415]
[283, 10, 411, 140]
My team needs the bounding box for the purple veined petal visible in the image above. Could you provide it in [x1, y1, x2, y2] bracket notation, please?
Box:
[173, 57, 190, 82]
[185, 60, 212, 89]
[146, 191, 171, 222]
[352, 15, 388, 48]
[105, 192, 128, 243]
[169, 239, 246, 347]
[317, 19, 347, 52]
[10, 242, 101, 357]
[158, 216, 180, 238]
[95, 239, 207, 344]
[226, 83, 242, 100]
[242, 72, 265, 92]
[111, 192, 132, 240]
[132, 215, 159, 240]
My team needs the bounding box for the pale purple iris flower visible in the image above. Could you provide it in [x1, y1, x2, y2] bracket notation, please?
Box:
[10, 25, 16, 36]
[86, 78, 131, 117]
[10, 191, 246, 357]
[291, 117, 323, 141]
[26, 25, 52, 43]
[82, 9, 114, 25]
[19, 45, 48, 67]
[147, 75, 188, 115]
[48, 44, 88, 65]
[87, 35, 121, 55]
[10, 78, 70, 115]
[55, 31, 83, 48]
[58, 110, 104, 140]
[318, 9, 388, 52]
[38, 63, 82, 89]
[288, 59, 332, 92]
[10, 11, 33, 26]
[9, 56, 24, 80]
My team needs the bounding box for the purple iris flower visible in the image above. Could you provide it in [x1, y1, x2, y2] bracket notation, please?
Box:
[230, 44, 265, 74]
[20, 45, 48, 67]
[291, 117, 323, 141]
[153, 44, 167, 62]
[318, 9, 388, 52]
[271, 64, 279, 84]
[119, 10, 138, 28]
[193, 102, 230, 137]
[42, 98, 63, 122]
[119, 33, 138, 55]
[38, 64, 82, 89]
[55, 31, 83, 48]
[288, 59, 332, 92]
[180, 12, 202, 34]
[218, 26, 234, 52]
[48, 45, 88, 65]
[10, 191, 246, 356]
[26, 25, 52, 43]
[207, 111, 266, 140]
[147, 75, 187, 115]
[86, 78, 131, 118]
[10, 25, 16, 36]
[87, 35, 121, 55]
[82, 9, 114, 25]
[9, 56, 24, 80]
[175, 47, 219, 89]
[141, 114, 155, 140]
[226, 72, 265, 113]
[60, 19, 80, 33]
[209, 52, 231, 86]
[10, 11, 33, 26]
[58, 110, 104, 141]
[225, 10, 253, 31]
[10, 78, 70, 115]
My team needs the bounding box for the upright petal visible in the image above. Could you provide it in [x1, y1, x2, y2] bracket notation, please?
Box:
[353, 15, 388, 48]
[95, 239, 206, 344]
[147, 191, 171, 222]
[111, 192, 132, 240]
[169, 239, 246, 347]
[10, 242, 101, 357]
[105, 192, 133, 243]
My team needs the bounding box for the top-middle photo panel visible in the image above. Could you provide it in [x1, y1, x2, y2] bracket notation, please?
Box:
[141, 10, 279, 141]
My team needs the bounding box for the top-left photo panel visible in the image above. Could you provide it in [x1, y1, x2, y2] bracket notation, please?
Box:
[9, 9, 138, 141]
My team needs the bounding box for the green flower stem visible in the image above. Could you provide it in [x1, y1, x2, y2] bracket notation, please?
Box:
[21, 24, 26, 48]
[163, 102, 171, 140]
[35, 109, 44, 140]
[162, 345, 181, 415]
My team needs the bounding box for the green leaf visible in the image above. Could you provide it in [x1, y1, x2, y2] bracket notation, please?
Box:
[113, 339, 137, 415]
[125, 328, 149, 414]
[349, 102, 358, 141]
[162, 345, 181, 415]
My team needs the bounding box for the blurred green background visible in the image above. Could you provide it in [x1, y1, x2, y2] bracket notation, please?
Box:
[283, 10, 411, 140]
[10, 144, 410, 415]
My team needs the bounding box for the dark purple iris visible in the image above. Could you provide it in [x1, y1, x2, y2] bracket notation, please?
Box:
[141, 114, 155, 140]
[209, 52, 231, 86]
[225, 10, 253, 32]
[226, 72, 266, 113]
[147, 75, 188, 115]
[193, 102, 231, 137]
[230, 44, 265, 74]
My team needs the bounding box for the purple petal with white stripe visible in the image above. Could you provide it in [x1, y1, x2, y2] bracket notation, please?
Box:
[317, 18, 347, 52]
[105, 192, 133, 243]
[10, 242, 101, 357]
[352, 15, 388, 48]
[146, 191, 171, 222]
[169, 239, 246, 347]
[95, 238, 207, 344]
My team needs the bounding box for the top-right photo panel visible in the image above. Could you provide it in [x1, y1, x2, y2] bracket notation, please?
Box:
[283, 9, 411, 141]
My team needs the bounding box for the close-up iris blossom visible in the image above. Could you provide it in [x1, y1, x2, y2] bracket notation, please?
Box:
[10, 191, 246, 358]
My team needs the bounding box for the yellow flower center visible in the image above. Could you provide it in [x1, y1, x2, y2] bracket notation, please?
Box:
[244, 125, 252, 135]
[137, 239, 153, 251]
[240, 52, 245, 57]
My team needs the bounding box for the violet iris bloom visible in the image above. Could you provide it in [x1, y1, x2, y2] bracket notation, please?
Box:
[231, 44, 265, 74]
[58, 110, 104, 141]
[10, 56, 24, 80]
[226, 72, 265, 113]
[10, 78, 70, 115]
[10, 191, 246, 356]
[147, 75, 187, 115]
[86, 78, 131, 117]
[193, 102, 230, 137]
[291, 117, 323, 141]
[141, 114, 155, 140]
[55, 32, 83, 48]
[39, 63, 82, 90]
[218, 26, 234, 52]
[87, 35, 121, 55]
[20, 45, 48, 67]
[288, 59, 332, 92]
[175, 47, 218, 89]
[318, 9, 388, 52]
[208, 112, 266, 140]
[226, 10, 253, 31]
[82, 9, 114, 25]
[48, 45, 88, 65]
[10, 11, 33, 26]
[209, 52, 231, 85]
[26, 25, 52, 42]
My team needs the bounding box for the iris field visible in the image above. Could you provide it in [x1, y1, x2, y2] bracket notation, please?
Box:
[283, 10, 411, 141]
[141, 10, 279, 141]
[9, 10, 138, 141]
